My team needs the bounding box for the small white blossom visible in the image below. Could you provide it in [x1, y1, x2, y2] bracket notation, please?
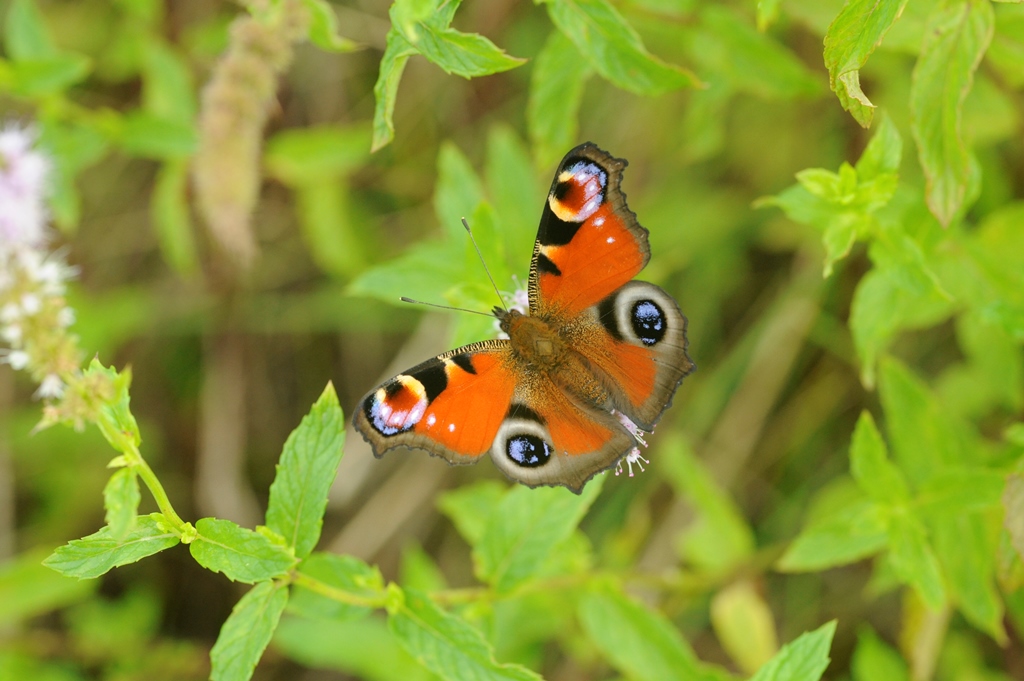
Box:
[35, 373, 65, 399]
[1, 324, 21, 344]
[612, 410, 652, 478]
[0, 124, 50, 253]
[57, 306, 75, 327]
[2, 349, 30, 370]
[615, 449, 650, 477]
[20, 292, 41, 315]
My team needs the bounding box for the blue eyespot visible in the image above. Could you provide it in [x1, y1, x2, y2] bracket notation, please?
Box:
[506, 434, 552, 468]
[631, 300, 666, 346]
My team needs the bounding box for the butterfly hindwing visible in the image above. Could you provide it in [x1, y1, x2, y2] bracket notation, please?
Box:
[488, 386, 636, 492]
[529, 143, 650, 318]
[354, 340, 517, 465]
[576, 280, 694, 430]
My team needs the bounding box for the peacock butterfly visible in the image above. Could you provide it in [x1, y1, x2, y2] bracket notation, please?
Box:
[353, 143, 694, 492]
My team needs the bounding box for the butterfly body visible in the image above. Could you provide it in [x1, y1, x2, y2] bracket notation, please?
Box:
[355, 143, 694, 492]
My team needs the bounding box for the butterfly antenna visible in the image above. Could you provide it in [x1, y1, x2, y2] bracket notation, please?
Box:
[462, 217, 509, 313]
[399, 297, 495, 318]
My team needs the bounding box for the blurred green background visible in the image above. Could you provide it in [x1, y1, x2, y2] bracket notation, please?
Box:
[2, 0, 1023, 679]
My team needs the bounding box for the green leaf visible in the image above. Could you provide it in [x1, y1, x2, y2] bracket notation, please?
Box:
[855, 114, 903, 180]
[435, 141, 486, 240]
[578, 585, 726, 681]
[436, 480, 506, 546]
[274, 614, 436, 681]
[474, 478, 603, 593]
[189, 518, 296, 583]
[931, 514, 1005, 641]
[141, 41, 196, 124]
[4, 0, 58, 60]
[5, 54, 91, 97]
[348, 239, 465, 305]
[710, 580, 779, 674]
[303, 0, 360, 52]
[83, 359, 141, 454]
[404, 23, 525, 78]
[0, 548, 96, 626]
[849, 411, 910, 504]
[485, 125, 543, 268]
[265, 125, 371, 185]
[265, 383, 346, 558]
[371, 29, 416, 152]
[527, 31, 593, 168]
[118, 110, 198, 160]
[152, 159, 198, 274]
[914, 468, 1006, 518]
[1005, 474, 1024, 561]
[399, 543, 449, 593]
[887, 512, 946, 610]
[821, 214, 862, 277]
[878, 357, 973, 484]
[823, 0, 909, 126]
[289, 553, 384, 621]
[777, 500, 889, 572]
[660, 433, 755, 573]
[988, 4, 1024, 88]
[852, 627, 910, 681]
[546, 0, 701, 96]
[696, 6, 821, 99]
[103, 468, 140, 541]
[910, 0, 993, 226]
[210, 581, 288, 681]
[43, 514, 180, 579]
[749, 620, 837, 681]
[386, 586, 542, 681]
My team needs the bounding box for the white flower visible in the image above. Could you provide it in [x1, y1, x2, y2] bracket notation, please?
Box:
[57, 306, 75, 327]
[1, 323, 21, 344]
[1, 349, 29, 370]
[20, 293, 41, 315]
[0, 124, 50, 253]
[612, 410, 652, 478]
[615, 449, 650, 477]
[35, 373, 65, 399]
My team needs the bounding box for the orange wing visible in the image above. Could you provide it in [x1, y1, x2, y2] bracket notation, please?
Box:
[353, 341, 517, 464]
[528, 143, 650, 318]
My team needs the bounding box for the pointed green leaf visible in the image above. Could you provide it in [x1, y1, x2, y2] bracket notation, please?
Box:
[485, 126, 543, 267]
[44, 514, 180, 579]
[141, 41, 196, 124]
[852, 627, 910, 681]
[931, 514, 1005, 641]
[103, 468, 140, 541]
[749, 620, 837, 681]
[265, 383, 346, 558]
[710, 580, 778, 674]
[887, 512, 946, 610]
[849, 411, 910, 503]
[910, 0, 993, 226]
[118, 111, 197, 160]
[1006, 473, 1024, 562]
[527, 31, 593, 168]
[386, 586, 542, 681]
[189, 518, 296, 583]
[824, 0, 909, 126]
[265, 125, 371, 184]
[578, 585, 727, 681]
[83, 359, 141, 454]
[435, 141, 486, 239]
[371, 29, 416, 151]
[210, 581, 288, 681]
[4, 0, 58, 60]
[855, 114, 903, 180]
[303, 0, 360, 52]
[436, 480, 506, 546]
[547, 0, 701, 96]
[778, 500, 889, 572]
[475, 478, 603, 593]
[408, 23, 525, 78]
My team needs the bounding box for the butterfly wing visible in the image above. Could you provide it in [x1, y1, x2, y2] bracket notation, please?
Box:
[575, 280, 694, 430]
[529, 143, 651, 318]
[353, 340, 517, 465]
[488, 386, 636, 493]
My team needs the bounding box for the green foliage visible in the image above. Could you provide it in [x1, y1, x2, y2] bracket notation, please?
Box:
[3, 0, 1024, 679]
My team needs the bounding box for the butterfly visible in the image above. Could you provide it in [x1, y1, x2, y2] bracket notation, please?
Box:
[353, 143, 694, 492]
